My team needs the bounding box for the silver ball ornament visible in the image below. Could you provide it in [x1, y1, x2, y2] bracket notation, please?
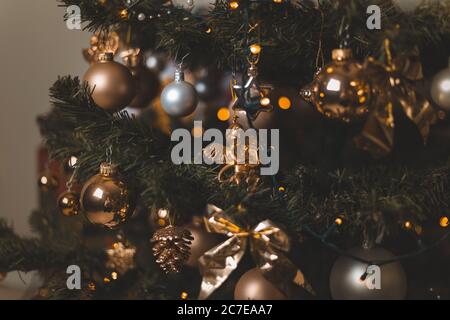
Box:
[431, 59, 450, 110]
[172, 0, 216, 15]
[161, 66, 198, 117]
[329, 246, 407, 300]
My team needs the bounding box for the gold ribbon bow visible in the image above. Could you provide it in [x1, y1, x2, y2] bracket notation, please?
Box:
[354, 39, 436, 158]
[198, 205, 314, 300]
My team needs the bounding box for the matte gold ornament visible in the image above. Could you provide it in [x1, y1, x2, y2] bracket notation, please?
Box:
[184, 216, 222, 268]
[198, 205, 314, 300]
[151, 225, 193, 273]
[306, 48, 371, 122]
[80, 162, 135, 229]
[329, 246, 407, 300]
[121, 48, 160, 109]
[105, 241, 136, 274]
[83, 52, 135, 112]
[234, 268, 287, 300]
[57, 191, 80, 217]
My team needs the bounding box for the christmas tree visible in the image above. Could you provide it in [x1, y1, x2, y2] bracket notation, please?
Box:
[1, 0, 450, 300]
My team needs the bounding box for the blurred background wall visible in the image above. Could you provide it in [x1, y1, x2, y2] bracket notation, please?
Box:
[0, 0, 88, 297]
[0, 0, 88, 236]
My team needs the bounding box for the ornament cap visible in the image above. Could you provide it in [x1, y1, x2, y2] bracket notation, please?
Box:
[98, 52, 114, 62]
[174, 66, 185, 82]
[100, 162, 118, 176]
[332, 48, 352, 61]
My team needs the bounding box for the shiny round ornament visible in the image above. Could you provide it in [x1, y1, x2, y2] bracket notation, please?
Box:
[57, 191, 80, 217]
[83, 52, 135, 112]
[309, 49, 371, 122]
[161, 66, 198, 117]
[329, 246, 407, 300]
[172, 0, 216, 15]
[431, 59, 450, 110]
[234, 268, 287, 300]
[80, 162, 135, 229]
[184, 216, 222, 268]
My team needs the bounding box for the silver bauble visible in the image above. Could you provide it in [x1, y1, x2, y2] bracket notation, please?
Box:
[161, 66, 198, 117]
[172, 0, 216, 15]
[431, 59, 450, 110]
[329, 246, 407, 300]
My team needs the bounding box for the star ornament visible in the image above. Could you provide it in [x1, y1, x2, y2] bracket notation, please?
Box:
[230, 63, 274, 121]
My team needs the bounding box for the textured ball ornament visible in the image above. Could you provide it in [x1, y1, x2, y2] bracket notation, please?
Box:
[80, 163, 135, 229]
[234, 268, 287, 300]
[184, 216, 222, 268]
[310, 49, 371, 122]
[431, 59, 450, 110]
[329, 246, 407, 300]
[83, 52, 135, 112]
[172, 0, 216, 15]
[57, 191, 80, 217]
[161, 66, 198, 117]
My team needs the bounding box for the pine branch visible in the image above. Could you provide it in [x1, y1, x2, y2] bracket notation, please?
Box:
[58, 0, 450, 85]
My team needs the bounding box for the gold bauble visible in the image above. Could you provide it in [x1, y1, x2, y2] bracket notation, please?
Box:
[80, 162, 134, 229]
[184, 216, 222, 268]
[234, 268, 287, 300]
[310, 48, 371, 122]
[83, 52, 134, 112]
[57, 191, 80, 217]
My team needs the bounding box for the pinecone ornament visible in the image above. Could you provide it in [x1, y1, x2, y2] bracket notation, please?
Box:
[151, 225, 193, 273]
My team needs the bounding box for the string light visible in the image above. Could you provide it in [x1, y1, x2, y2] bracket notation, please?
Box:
[278, 96, 291, 110]
[440, 216, 449, 228]
[119, 9, 129, 19]
[205, 27, 212, 34]
[273, 0, 283, 3]
[103, 277, 111, 283]
[217, 107, 230, 121]
[278, 186, 286, 193]
[181, 291, 189, 299]
[87, 282, 96, 291]
[260, 97, 271, 107]
[334, 217, 343, 226]
[111, 272, 118, 280]
[229, 1, 239, 10]
[250, 44, 262, 55]
[404, 221, 413, 230]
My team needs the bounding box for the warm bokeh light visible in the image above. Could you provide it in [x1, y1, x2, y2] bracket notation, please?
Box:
[440, 216, 449, 228]
[217, 107, 230, 121]
[250, 44, 262, 55]
[230, 1, 239, 9]
[278, 96, 291, 110]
